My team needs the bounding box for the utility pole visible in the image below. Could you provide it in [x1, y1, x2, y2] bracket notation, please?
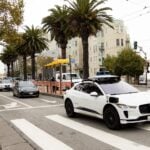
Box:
[69, 55, 72, 87]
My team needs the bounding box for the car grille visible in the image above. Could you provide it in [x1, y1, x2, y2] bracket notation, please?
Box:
[139, 104, 150, 114]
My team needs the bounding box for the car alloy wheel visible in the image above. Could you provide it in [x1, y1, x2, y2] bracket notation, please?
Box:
[65, 100, 75, 117]
[104, 106, 120, 130]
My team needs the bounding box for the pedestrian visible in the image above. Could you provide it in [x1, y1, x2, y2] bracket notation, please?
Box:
[51, 77, 56, 93]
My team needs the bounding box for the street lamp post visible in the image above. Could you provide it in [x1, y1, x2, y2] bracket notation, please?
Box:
[139, 47, 148, 85]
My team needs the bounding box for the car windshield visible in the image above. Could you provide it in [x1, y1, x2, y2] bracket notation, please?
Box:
[100, 81, 139, 95]
[1, 80, 12, 83]
[19, 81, 35, 87]
[65, 74, 80, 80]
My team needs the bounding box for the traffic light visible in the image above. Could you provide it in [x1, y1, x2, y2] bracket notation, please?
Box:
[134, 41, 137, 49]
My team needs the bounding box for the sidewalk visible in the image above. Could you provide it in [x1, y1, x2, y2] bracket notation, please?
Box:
[0, 116, 34, 150]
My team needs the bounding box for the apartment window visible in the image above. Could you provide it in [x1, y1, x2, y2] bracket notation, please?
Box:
[96, 32, 100, 37]
[90, 57, 92, 62]
[101, 42, 104, 50]
[101, 30, 104, 37]
[93, 45, 97, 53]
[116, 25, 119, 33]
[75, 41, 77, 47]
[121, 39, 124, 46]
[94, 68, 97, 74]
[120, 26, 123, 32]
[76, 50, 78, 55]
[116, 39, 120, 46]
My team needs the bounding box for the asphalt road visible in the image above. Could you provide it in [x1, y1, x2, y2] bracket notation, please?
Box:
[0, 91, 150, 150]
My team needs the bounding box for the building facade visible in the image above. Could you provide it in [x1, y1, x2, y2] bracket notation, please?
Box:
[42, 19, 130, 77]
[89, 19, 130, 76]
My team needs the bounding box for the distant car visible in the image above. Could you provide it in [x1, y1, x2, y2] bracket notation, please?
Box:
[138, 73, 150, 84]
[0, 79, 13, 91]
[13, 80, 39, 98]
[64, 75, 150, 129]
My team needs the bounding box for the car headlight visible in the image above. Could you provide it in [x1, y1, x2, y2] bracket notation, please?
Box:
[116, 104, 137, 109]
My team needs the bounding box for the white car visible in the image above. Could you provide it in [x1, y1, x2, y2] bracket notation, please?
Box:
[56, 73, 82, 84]
[64, 75, 150, 129]
[0, 79, 13, 91]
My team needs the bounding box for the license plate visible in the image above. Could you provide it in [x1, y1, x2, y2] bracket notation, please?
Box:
[148, 116, 150, 121]
[29, 92, 33, 95]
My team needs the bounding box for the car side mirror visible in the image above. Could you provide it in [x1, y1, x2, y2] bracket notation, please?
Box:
[90, 92, 98, 97]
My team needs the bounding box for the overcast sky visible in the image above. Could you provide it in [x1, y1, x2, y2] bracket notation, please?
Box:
[22, 0, 150, 56]
[1, 0, 150, 74]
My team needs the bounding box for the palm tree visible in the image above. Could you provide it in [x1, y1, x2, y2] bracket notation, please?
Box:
[66, 0, 113, 79]
[0, 52, 11, 77]
[23, 25, 48, 79]
[42, 5, 72, 72]
[0, 45, 18, 77]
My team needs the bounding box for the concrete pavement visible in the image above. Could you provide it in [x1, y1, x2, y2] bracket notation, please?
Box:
[0, 116, 34, 150]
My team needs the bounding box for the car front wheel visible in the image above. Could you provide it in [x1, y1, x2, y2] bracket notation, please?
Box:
[65, 99, 75, 117]
[103, 106, 121, 130]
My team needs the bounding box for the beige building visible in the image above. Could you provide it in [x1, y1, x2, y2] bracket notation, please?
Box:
[66, 37, 83, 75]
[89, 19, 130, 76]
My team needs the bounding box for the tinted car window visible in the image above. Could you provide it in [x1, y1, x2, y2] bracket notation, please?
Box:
[75, 83, 103, 95]
[19, 81, 35, 87]
[74, 83, 84, 91]
[82, 83, 102, 95]
[2, 80, 12, 83]
[66, 74, 80, 80]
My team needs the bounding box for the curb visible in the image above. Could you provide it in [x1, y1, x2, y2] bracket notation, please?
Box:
[40, 92, 63, 99]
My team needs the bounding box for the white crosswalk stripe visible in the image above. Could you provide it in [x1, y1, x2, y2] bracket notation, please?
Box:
[46, 115, 150, 150]
[11, 119, 73, 150]
[10, 115, 150, 150]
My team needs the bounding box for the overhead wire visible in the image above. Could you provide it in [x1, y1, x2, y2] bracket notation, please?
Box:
[125, 0, 145, 6]
[118, 0, 150, 21]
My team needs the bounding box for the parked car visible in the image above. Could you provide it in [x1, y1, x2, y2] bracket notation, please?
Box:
[64, 75, 150, 129]
[56, 73, 82, 84]
[0, 79, 13, 91]
[139, 72, 150, 84]
[13, 80, 39, 98]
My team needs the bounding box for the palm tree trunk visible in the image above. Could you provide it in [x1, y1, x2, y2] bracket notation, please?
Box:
[7, 64, 10, 77]
[81, 36, 89, 79]
[61, 47, 66, 73]
[31, 53, 35, 80]
[11, 62, 14, 77]
[23, 56, 27, 80]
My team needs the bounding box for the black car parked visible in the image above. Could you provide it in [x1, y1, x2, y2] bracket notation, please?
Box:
[13, 80, 39, 98]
